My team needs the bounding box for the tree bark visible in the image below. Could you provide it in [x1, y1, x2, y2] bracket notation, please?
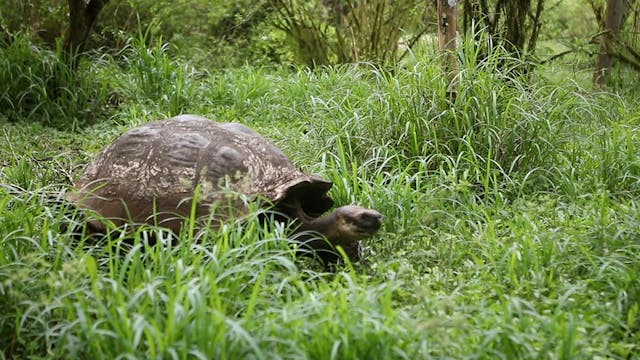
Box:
[593, 0, 627, 86]
[25, 0, 41, 36]
[437, 0, 458, 100]
[463, 0, 545, 57]
[63, 0, 110, 56]
[504, 0, 529, 53]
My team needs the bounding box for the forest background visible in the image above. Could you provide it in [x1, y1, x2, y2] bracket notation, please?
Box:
[1, 1, 640, 359]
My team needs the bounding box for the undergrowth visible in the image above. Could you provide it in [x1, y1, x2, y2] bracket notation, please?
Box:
[1, 34, 639, 359]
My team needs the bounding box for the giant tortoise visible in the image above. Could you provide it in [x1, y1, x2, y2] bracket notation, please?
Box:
[67, 115, 383, 263]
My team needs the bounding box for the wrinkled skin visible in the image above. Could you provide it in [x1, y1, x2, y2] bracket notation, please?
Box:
[68, 115, 383, 264]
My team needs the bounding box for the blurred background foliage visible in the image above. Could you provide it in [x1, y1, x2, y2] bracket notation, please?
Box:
[0, 0, 622, 68]
[1, 0, 288, 67]
[0, 0, 639, 129]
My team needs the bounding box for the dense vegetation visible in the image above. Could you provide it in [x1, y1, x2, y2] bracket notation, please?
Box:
[1, 1, 640, 359]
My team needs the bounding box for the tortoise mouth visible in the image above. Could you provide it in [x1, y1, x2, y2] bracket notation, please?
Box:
[353, 219, 382, 235]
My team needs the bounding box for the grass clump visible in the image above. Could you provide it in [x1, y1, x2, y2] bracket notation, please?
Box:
[0, 190, 430, 358]
[0, 34, 114, 130]
[107, 34, 212, 120]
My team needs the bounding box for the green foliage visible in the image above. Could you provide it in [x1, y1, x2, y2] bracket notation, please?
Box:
[1, 31, 640, 359]
[0, 32, 222, 129]
[95, 0, 290, 68]
[109, 33, 210, 117]
[0, 0, 292, 68]
[0, 34, 112, 130]
[0, 0, 67, 45]
[270, 0, 424, 66]
[281, 42, 589, 201]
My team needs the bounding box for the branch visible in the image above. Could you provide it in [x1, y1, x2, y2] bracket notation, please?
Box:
[586, 0, 604, 25]
[610, 51, 640, 71]
[527, 0, 545, 52]
[611, 34, 640, 62]
[538, 31, 607, 64]
[539, 49, 576, 64]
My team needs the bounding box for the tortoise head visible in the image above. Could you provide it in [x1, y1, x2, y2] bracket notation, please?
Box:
[323, 205, 384, 242]
[294, 205, 383, 264]
[273, 175, 383, 264]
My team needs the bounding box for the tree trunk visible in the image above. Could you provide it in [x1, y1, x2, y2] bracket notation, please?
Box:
[503, 0, 529, 53]
[593, 0, 627, 86]
[462, 0, 545, 57]
[24, 0, 41, 36]
[63, 0, 110, 57]
[437, 0, 458, 100]
[527, 0, 545, 54]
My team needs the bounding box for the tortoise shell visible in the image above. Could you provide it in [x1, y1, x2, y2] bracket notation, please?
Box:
[67, 115, 335, 234]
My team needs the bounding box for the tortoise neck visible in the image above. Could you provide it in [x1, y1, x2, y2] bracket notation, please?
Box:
[298, 211, 338, 239]
[288, 199, 339, 241]
[295, 209, 361, 263]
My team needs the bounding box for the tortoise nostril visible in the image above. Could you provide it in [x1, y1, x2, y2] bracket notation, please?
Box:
[362, 211, 383, 222]
[359, 211, 383, 229]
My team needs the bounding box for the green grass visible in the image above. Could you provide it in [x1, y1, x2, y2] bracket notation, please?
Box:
[1, 36, 640, 359]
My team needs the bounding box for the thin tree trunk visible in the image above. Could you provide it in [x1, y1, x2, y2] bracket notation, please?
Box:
[504, 0, 529, 53]
[527, 0, 545, 53]
[64, 0, 110, 57]
[593, 0, 627, 86]
[437, 0, 458, 100]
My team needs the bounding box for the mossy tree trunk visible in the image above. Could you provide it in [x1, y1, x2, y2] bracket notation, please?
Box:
[593, 0, 627, 86]
[25, 0, 41, 36]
